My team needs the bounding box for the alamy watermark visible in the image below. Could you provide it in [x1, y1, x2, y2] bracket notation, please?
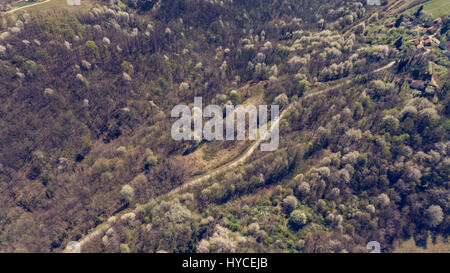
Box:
[366, 241, 381, 253]
[171, 97, 280, 152]
[366, 0, 381, 6]
[67, 0, 82, 6]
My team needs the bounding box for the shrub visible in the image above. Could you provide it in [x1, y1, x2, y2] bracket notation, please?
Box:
[274, 93, 288, 108]
[85, 40, 99, 58]
[297, 182, 310, 198]
[81, 60, 91, 70]
[296, 79, 310, 96]
[425, 205, 443, 227]
[121, 61, 134, 74]
[289, 210, 307, 230]
[282, 195, 298, 213]
[164, 198, 192, 223]
[120, 243, 130, 253]
[120, 184, 134, 203]
[196, 239, 210, 253]
[76, 73, 89, 87]
[354, 22, 365, 35]
[366, 204, 376, 214]
[121, 70, 131, 81]
[248, 222, 260, 234]
[377, 193, 390, 208]
[382, 115, 399, 133]
[230, 90, 242, 105]
[179, 82, 189, 92]
[208, 225, 237, 253]
[329, 187, 340, 200]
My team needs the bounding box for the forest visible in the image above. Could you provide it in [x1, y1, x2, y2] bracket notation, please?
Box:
[0, 0, 448, 253]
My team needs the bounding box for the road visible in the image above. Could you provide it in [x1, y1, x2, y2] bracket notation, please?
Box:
[373, 61, 396, 73]
[4, 0, 51, 14]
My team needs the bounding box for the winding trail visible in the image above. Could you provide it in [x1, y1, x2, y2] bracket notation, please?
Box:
[169, 79, 354, 196]
[374, 61, 396, 73]
[65, 62, 393, 253]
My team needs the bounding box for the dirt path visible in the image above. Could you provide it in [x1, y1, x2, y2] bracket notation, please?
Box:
[374, 61, 396, 73]
[428, 61, 441, 89]
[169, 103, 288, 195]
[4, 0, 51, 14]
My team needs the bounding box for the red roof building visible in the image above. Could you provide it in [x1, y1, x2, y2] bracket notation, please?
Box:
[426, 26, 436, 34]
[431, 37, 440, 45]
[386, 22, 395, 28]
[410, 80, 426, 91]
[424, 39, 432, 46]
[433, 18, 442, 25]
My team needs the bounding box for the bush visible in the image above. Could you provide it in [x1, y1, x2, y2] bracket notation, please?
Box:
[85, 40, 99, 58]
[164, 198, 192, 223]
[296, 79, 310, 96]
[121, 61, 134, 74]
[230, 90, 242, 105]
[425, 205, 443, 227]
[282, 195, 298, 213]
[248, 222, 260, 234]
[274, 93, 288, 108]
[120, 243, 131, 253]
[297, 182, 310, 198]
[377, 193, 390, 208]
[120, 184, 134, 203]
[289, 210, 307, 230]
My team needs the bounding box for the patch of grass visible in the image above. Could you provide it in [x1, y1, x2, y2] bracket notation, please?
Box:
[14, 1, 37, 8]
[432, 62, 448, 84]
[422, 0, 450, 18]
[404, 0, 450, 18]
[395, 235, 450, 253]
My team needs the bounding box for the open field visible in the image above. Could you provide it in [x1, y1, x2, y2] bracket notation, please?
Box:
[395, 236, 450, 253]
[25, 0, 92, 13]
[5, 0, 92, 14]
[404, 0, 450, 18]
[421, 0, 450, 18]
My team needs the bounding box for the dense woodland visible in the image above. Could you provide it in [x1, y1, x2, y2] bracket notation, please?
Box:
[0, 0, 448, 252]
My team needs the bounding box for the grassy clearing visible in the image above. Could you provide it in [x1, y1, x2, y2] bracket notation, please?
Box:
[421, 0, 450, 18]
[177, 83, 266, 176]
[395, 235, 450, 253]
[432, 62, 448, 84]
[404, 0, 450, 18]
[15, 0, 92, 14]
[13, 1, 38, 8]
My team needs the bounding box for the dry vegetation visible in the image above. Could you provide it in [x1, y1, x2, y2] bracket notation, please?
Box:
[0, 0, 448, 253]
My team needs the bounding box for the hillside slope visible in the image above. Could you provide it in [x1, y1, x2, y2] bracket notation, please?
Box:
[0, 0, 448, 253]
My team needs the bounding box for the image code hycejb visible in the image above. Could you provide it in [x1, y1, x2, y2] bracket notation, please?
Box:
[0, 0, 448, 264]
